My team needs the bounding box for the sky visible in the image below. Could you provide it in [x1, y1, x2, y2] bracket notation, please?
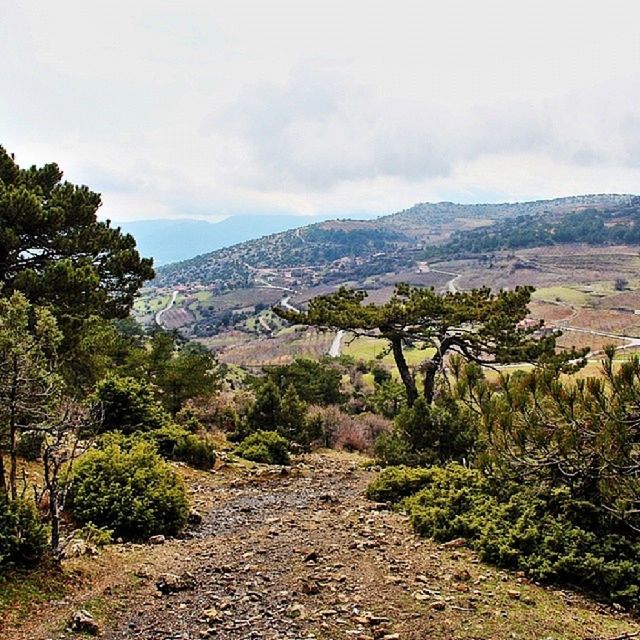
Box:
[2, 1, 640, 222]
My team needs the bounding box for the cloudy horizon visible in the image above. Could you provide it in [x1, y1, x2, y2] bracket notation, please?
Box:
[2, 1, 640, 222]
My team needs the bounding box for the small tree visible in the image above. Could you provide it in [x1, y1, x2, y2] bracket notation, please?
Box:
[278, 384, 308, 440]
[0, 292, 62, 499]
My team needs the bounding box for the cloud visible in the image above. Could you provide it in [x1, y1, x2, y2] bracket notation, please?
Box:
[2, 1, 640, 221]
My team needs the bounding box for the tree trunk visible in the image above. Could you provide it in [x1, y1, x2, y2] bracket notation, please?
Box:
[0, 455, 7, 497]
[422, 359, 438, 405]
[389, 335, 418, 407]
[9, 356, 18, 501]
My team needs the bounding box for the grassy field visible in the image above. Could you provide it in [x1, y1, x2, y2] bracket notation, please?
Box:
[532, 286, 591, 306]
[342, 336, 433, 367]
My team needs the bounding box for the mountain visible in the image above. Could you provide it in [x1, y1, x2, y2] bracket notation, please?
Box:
[154, 194, 634, 288]
[119, 214, 343, 265]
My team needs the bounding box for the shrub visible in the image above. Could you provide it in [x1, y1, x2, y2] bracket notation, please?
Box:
[372, 398, 476, 467]
[373, 432, 415, 467]
[67, 441, 189, 540]
[173, 434, 216, 470]
[95, 375, 167, 434]
[16, 430, 45, 461]
[0, 498, 48, 568]
[235, 430, 291, 465]
[396, 463, 640, 610]
[366, 465, 442, 503]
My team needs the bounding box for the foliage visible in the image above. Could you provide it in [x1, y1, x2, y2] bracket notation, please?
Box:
[264, 358, 343, 405]
[0, 146, 154, 329]
[0, 292, 62, 498]
[172, 434, 216, 470]
[428, 200, 640, 258]
[67, 441, 189, 540]
[95, 375, 167, 434]
[275, 284, 584, 407]
[235, 430, 291, 465]
[16, 431, 45, 461]
[366, 465, 438, 503]
[453, 352, 640, 528]
[246, 379, 281, 436]
[400, 465, 640, 609]
[373, 432, 415, 467]
[0, 498, 48, 569]
[155, 342, 222, 415]
[277, 384, 308, 440]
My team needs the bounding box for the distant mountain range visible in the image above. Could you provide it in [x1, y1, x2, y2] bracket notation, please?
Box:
[152, 193, 635, 291]
[119, 214, 369, 266]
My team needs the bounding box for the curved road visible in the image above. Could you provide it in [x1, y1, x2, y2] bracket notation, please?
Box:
[155, 291, 178, 327]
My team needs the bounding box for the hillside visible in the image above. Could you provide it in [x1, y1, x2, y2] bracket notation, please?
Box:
[139, 195, 638, 346]
[119, 214, 338, 266]
[154, 194, 633, 289]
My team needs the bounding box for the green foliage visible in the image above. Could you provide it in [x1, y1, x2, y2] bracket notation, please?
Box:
[0, 292, 62, 497]
[0, 498, 48, 569]
[0, 146, 154, 328]
[95, 375, 167, 434]
[172, 434, 216, 470]
[71, 523, 113, 547]
[264, 358, 342, 405]
[373, 432, 415, 467]
[16, 431, 45, 461]
[277, 384, 308, 440]
[365, 466, 438, 503]
[246, 379, 281, 435]
[156, 342, 222, 415]
[372, 397, 476, 467]
[274, 283, 582, 407]
[67, 441, 189, 540]
[235, 430, 291, 465]
[401, 467, 640, 609]
[428, 202, 640, 258]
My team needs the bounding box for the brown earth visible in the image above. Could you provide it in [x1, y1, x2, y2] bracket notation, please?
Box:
[3, 453, 639, 640]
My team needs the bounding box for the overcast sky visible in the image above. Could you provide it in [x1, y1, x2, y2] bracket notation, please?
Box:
[2, 1, 640, 222]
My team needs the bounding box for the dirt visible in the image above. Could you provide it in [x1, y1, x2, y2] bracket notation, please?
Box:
[3, 453, 639, 640]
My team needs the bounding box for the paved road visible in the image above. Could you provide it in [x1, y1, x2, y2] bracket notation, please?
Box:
[155, 291, 178, 327]
[328, 329, 345, 357]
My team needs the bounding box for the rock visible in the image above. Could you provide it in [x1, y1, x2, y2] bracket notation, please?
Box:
[430, 600, 446, 611]
[63, 538, 99, 559]
[301, 579, 321, 595]
[442, 537, 467, 549]
[148, 534, 166, 545]
[304, 550, 319, 562]
[203, 607, 223, 623]
[156, 572, 196, 594]
[188, 509, 203, 525]
[507, 590, 521, 600]
[287, 603, 307, 619]
[70, 610, 101, 636]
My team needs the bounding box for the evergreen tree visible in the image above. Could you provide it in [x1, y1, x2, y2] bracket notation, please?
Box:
[275, 284, 585, 406]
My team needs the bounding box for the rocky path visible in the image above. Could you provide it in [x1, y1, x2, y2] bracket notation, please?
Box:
[100, 454, 638, 640]
[3, 453, 637, 639]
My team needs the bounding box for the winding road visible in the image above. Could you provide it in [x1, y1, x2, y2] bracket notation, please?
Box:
[155, 291, 178, 327]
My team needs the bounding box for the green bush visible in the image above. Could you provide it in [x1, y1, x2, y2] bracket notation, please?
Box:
[143, 424, 216, 470]
[373, 432, 415, 467]
[0, 498, 48, 569]
[67, 441, 189, 540]
[397, 463, 640, 610]
[235, 430, 291, 465]
[365, 465, 438, 503]
[16, 430, 45, 461]
[95, 375, 167, 434]
[173, 434, 216, 470]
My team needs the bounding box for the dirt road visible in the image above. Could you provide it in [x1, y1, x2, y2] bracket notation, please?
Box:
[4, 453, 637, 640]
